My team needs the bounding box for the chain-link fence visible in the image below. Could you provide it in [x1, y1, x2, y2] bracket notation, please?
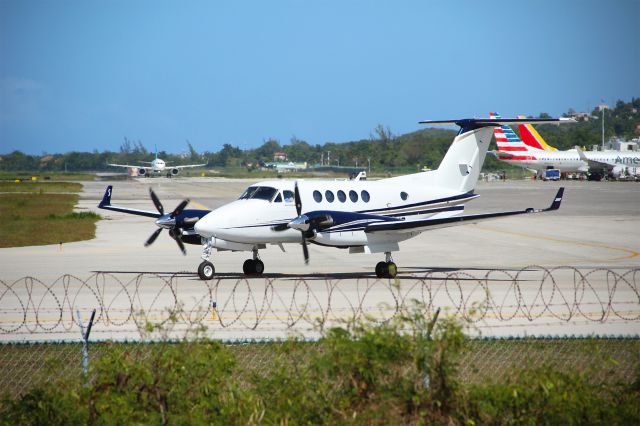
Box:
[1, 337, 638, 397]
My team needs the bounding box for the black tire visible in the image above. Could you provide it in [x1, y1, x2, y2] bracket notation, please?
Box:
[386, 262, 397, 278]
[243, 259, 255, 275]
[375, 261, 388, 278]
[254, 260, 265, 275]
[198, 261, 215, 280]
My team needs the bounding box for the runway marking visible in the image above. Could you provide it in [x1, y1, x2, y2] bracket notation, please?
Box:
[474, 225, 640, 261]
[189, 200, 211, 210]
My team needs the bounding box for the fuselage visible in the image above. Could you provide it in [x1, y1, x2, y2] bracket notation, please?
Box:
[194, 174, 477, 249]
[498, 150, 640, 174]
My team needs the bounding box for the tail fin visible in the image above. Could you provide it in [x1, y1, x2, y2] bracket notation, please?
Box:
[517, 118, 558, 151]
[155, 144, 158, 160]
[421, 117, 573, 193]
[489, 112, 539, 153]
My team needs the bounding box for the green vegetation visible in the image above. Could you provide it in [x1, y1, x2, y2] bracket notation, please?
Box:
[0, 192, 100, 248]
[0, 181, 83, 193]
[2, 98, 637, 176]
[0, 172, 95, 182]
[1, 311, 638, 425]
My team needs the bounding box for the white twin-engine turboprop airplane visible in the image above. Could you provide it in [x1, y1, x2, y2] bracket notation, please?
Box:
[99, 118, 568, 280]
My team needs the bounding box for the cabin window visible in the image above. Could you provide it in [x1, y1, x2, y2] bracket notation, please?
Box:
[400, 191, 408, 201]
[361, 190, 370, 202]
[274, 193, 282, 203]
[337, 190, 346, 202]
[283, 190, 294, 203]
[313, 190, 323, 202]
[325, 190, 335, 202]
[349, 190, 358, 202]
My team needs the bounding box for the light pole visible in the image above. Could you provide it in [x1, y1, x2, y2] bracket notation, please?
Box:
[368, 158, 371, 174]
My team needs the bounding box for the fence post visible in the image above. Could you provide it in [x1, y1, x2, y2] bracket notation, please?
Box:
[76, 308, 96, 380]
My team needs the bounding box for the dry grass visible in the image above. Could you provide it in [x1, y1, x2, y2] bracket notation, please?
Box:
[0, 181, 83, 193]
[0, 193, 100, 247]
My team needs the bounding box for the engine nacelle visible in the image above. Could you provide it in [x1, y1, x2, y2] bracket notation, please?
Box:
[610, 166, 624, 179]
[138, 168, 147, 176]
[171, 168, 180, 176]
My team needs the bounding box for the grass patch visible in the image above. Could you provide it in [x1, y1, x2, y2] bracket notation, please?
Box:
[0, 172, 95, 182]
[0, 181, 83, 193]
[0, 193, 100, 247]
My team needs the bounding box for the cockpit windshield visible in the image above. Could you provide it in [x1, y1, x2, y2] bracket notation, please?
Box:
[238, 186, 278, 201]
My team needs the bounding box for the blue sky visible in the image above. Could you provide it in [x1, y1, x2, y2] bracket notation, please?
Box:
[1, 0, 639, 155]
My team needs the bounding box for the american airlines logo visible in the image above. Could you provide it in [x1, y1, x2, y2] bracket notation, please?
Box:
[615, 156, 640, 165]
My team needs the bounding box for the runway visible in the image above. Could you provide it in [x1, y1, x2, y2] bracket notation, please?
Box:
[1, 177, 639, 341]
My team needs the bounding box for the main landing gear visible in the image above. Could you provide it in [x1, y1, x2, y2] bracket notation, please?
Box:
[197, 239, 265, 280]
[375, 252, 397, 279]
[242, 248, 264, 275]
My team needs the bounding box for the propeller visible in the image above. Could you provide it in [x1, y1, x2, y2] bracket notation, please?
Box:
[144, 188, 190, 255]
[294, 182, 309, 264]
[271, 182, 334, 265]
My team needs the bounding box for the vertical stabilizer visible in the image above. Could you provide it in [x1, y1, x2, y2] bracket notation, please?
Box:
[518, 120, 558, 151]
[420, 117, 572, 193]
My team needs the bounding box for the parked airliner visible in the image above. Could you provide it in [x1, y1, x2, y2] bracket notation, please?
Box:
[490, 113, 640, 179]
[100, 118, 567, 279]
[108, 146, 206, 177]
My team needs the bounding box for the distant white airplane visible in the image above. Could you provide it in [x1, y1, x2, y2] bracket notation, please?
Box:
[490, 113, 640, 180]
[108, 146, 206, 177]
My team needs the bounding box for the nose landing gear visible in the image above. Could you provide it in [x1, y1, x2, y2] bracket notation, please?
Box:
[198, 238, 215, 280]
[375, 252, 397, 279]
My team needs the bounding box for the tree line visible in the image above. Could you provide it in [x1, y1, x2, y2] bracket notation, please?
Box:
[1, 98, 638, 173]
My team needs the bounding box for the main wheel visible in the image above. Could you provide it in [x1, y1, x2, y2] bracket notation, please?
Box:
[243, 259, 255, 275]
[254, 259, 265, 275]
[375, 261, 388, 278]
[198, 261, 215, 280]
[386, 262, 397, 278]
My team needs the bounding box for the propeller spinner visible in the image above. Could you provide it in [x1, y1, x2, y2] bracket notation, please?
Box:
[144, 188, 190, 255]
[271, 182, 333, 264]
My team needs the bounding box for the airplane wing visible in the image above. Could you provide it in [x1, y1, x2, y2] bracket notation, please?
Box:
[365, 188, 564, 235]
[171, 163, 207, 169]
[97, 185, 161, 218]
[107, 163, 142, 169]
[575, 147, 611, 172]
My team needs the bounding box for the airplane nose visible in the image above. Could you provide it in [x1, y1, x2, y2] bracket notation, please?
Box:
[194, 213, 213, 237]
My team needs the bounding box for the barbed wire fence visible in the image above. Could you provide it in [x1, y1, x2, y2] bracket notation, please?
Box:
[1, 266, 639, 338]
[1, 267, 639, 396]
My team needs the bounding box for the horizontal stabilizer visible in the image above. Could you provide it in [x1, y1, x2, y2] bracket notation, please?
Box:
[420, 117, 575, 128]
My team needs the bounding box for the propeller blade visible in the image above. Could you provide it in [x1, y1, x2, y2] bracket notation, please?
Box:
[169, 228, 187, 255]
[294, 181, 302, 216]
[149, 189, 164, 215]
[144, 227, 163, 247]
[171, 199, 190, 217]
[301, 237, 309, 265]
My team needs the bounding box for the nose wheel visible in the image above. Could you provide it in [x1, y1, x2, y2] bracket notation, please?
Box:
[198, 261, 215, 280]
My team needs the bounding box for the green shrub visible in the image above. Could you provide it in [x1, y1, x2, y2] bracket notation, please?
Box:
[1, 308, 638, 425]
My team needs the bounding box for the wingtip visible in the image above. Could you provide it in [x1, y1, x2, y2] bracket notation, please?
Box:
[547, 187, 564, 211]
